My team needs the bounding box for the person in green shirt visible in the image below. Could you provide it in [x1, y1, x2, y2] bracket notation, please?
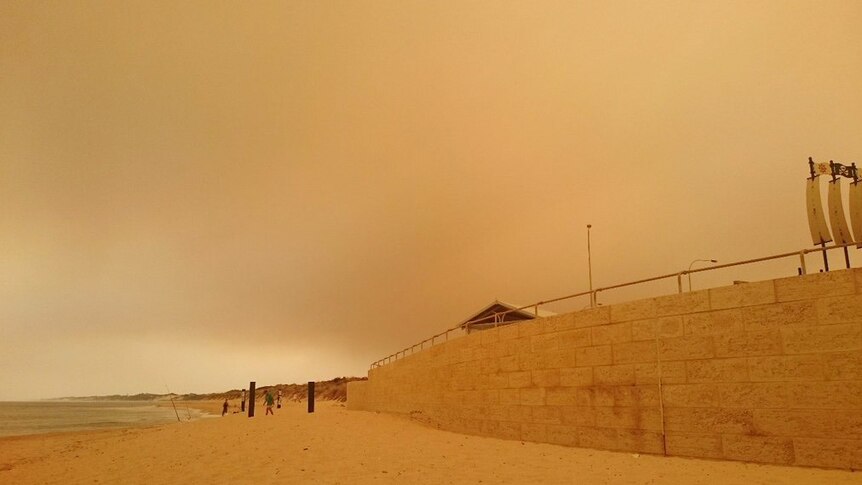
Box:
[263, 390, 275, 415]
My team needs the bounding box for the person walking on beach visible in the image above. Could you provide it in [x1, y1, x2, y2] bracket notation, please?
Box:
[241, 389, 247, 412]
[264, 390, 275, 415]
[276, 389, 282, 409]
[222, 398, 229, 416]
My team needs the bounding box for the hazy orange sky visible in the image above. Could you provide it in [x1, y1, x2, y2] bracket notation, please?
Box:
[2, 1, 861, 400]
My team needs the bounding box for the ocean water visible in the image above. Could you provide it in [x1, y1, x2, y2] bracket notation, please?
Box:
[0, 401, 209, 437]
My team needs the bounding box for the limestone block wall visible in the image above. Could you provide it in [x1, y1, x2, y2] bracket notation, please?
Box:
[348, 268, 862, 469]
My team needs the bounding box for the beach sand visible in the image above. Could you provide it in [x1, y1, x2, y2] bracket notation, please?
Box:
[0, 401, 858, 484]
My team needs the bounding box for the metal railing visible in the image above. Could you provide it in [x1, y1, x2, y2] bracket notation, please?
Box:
[369, 241, 859, 369]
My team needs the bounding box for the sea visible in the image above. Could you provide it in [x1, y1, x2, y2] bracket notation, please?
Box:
[0, 401, 211, 438]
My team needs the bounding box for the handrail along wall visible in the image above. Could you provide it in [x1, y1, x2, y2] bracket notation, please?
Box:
[369, 242, 859, 369]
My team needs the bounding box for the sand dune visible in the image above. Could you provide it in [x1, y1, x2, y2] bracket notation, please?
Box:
[0, 401, 857, 484]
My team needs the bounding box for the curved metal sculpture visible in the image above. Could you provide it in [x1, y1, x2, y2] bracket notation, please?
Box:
[806, 176, 832, 245]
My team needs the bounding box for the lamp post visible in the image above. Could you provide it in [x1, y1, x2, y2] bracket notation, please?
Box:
[688, 259, 718, 292]
[587, 224, 593, 306]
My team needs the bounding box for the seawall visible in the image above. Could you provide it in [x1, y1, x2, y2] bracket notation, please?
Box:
[348, 268, 862, 469]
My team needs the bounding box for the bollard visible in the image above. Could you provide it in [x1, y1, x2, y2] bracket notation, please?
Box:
[248, 381, 256, 418]
[308, 381, 315, 413]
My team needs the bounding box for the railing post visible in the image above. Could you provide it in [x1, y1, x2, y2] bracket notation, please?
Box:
[677, 273, 683, 293]
[799, 251, 807, 275]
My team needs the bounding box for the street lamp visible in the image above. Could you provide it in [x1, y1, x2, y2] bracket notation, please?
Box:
[688, 259, 718, 292]
[587, 224, 593, 306]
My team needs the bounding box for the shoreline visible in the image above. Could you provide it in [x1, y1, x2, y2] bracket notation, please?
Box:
[1, 401, 859, 484]
[0, 400, 216, 440]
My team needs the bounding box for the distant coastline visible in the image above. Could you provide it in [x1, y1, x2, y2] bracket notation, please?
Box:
[46, 376, 365, 403]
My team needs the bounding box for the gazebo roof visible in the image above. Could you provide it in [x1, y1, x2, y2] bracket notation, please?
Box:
[458, 300, 556, 331]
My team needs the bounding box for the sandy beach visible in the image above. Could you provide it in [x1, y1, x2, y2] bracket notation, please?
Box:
[0, 401, 858, 484]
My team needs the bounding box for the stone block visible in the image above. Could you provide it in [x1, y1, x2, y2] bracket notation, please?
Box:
[572, 306, 611, 328]
[543, 313, 577, 333]
[612, 340, 657, 364]
[634, 361, 686, 384]
[591, 322, 632, 345]
[617, 429, 666, 454]
[748, 355, 824, 381]
[793, 437, 862, 469]
[520, 423, 547, 442]
[663, 407, 755, 434]
[575, 345, 613, 367]
[610, 299, 657, 323]
[559, 367, 593, 387]
[499, 355, 519, 372]
[590, 386, 615, 406]
[505, 404, 532, 422]
[686, 358, 749, 383]
[484, 404, 506, 421]
[631, 316, 684, 341]
[479, 357, 501, 375]
[594, 365, 636, 386]
[532, 369, 560, 387]
[492, 421, 521, 441]
[824, 350, 862, 380]
[576, 426, 620, 450]
[665, 432, 723, 459]
[480, 328, 500, 346]
[786, 381, 862, 409]
[546, 424, 579, 447]
[531, 405, 563, 424]
[488, 372, 509, 389]
[817, 294, 862, 325]
[498, 324, 520, 341]
[774, 270, 856, 302]
[518, 352, 539, 371]
[654, 290, 710, 317]
[713, 329, 782, 357]
[721, 435, 795, 465]
[662, 383, 720, 408]
[595, 406, 662, 431]
[658, 335, 715, 361]
[508, 371, 532, 388]
[781, 323, 862, 354]
[518, 320, 544, 338]
[557, 328, 593, 349]
[531, 333, 561, 353]
[546, 387, 582, 406]
[462, 390, 482, 405]
[753, 409, 862, 439]
[535, 351, 577, 370]
[742, 300, 818, 331]
[520, 387, 546, 406]
[478, 389, 499, 404]
[709, 280, 776, 310]
[718, 382, 789, 408]
[493, 338, 525, 358]
[684, 309, 743, 336]
[630, 319, 657, 342]
[613, 385, 660, 407]
[561, 406, 597, 427]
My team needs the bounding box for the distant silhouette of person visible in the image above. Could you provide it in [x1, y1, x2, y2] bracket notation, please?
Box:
[264, 390, 275, 415]
[276, 389, 283, 409]
[222, 398, 229, 416]
[241, 389, 247, 412]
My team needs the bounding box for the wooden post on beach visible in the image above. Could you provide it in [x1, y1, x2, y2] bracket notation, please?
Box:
[307, 381, 315, 413]
[248, 381, 256, 418]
